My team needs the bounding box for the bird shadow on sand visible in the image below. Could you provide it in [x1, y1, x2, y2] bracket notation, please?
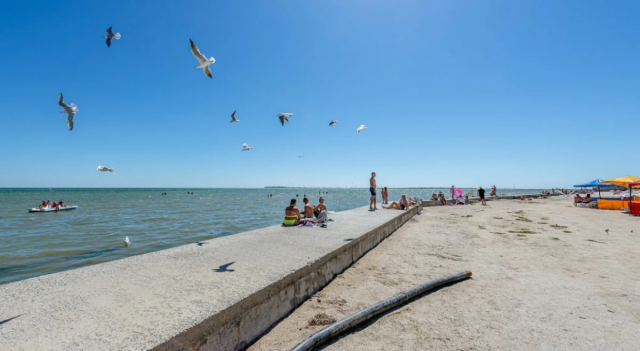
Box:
[316, 279, 471, 350]
[214, 261, 236, 272]
[344, 238, 354, 242]
[585, 239, 606, 244]
[196, 242, 208, 246]
[0, 315, 23, 327]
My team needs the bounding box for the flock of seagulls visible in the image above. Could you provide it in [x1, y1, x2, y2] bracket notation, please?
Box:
[62, 27, 369, 180]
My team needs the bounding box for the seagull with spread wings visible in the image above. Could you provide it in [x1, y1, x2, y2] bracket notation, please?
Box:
[97, 165, 116, 174]
[357, 125, 368, 133]
[278, 113, 292, 126]
[58, 93, 78, 131]
[241, 143, 253, 152]
[104, 26, 121, 47]
[329, 120, 339, 126]
[230, 110, 239, 123]
[190, 39, 215, 79]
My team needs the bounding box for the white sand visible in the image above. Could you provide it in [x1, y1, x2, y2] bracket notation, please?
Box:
[250, 195, 640, 350]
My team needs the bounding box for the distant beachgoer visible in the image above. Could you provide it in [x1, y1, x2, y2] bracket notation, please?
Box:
[37, 200, 46, 209]
[574, 194, 583, 203]
[283, 199, 301, 226]
[46, 200, 52, 208]
[491, 185, 497, 197]
[59, 200, 65, 208]
[455, 195, 465, 205]
[465, 195, 470, 205]
[450, 186, 455, 200]
[478, 187, 487, 205]
[438, 192, 447, 205]
[383, 194, 411, 210]
[302, 198, 314, 218]
[369, 172, 377, 210]
[431, 192, 438, 201]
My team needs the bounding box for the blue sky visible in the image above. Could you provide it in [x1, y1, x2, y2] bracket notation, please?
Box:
[0, 0, 637, 188]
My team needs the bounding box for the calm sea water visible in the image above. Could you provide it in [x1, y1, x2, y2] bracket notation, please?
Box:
[0, 187, 543, 285]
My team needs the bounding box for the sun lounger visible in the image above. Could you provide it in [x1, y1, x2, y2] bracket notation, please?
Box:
[575, 202, 597, 208]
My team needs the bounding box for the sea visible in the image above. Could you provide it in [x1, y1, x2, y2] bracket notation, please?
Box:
[0, 187, 544, 285]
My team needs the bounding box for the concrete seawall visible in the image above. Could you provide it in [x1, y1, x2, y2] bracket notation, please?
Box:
[0, 205, 419, 351]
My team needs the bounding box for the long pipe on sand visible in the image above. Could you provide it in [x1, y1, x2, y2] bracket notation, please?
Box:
[289, 270, 472, 351]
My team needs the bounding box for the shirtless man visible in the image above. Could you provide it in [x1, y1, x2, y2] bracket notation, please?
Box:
[369, 172, 377, 210]
[302, 198, 314, 218]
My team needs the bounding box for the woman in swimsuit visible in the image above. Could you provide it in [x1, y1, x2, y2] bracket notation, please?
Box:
[283, 199, 301, 226]
[382, 194, 411, 210]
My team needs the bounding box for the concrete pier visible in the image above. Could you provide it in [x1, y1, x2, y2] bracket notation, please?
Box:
[0, 205, 418, 351]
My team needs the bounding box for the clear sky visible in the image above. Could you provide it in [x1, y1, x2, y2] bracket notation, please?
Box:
[0, 0, 637, 188]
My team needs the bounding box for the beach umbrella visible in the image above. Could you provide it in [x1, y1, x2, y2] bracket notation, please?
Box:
[572, 179, 616, 198]
[602, 176, 640, 210]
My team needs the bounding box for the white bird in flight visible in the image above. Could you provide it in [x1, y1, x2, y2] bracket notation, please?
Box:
[357, 125, 368, 133]
[241, 143, 253, 152]
[124, 236, 130, 246]
[104, 26, 121, 48]
[230, 110, 239, 123]
[329, 120, 339, 126]
[190, 39, 215, 79]
[58, 93, 78, 131]
[278, 113, 292, 126]
[97, 165, 115, 174]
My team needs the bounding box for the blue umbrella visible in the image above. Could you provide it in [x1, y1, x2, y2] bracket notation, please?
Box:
[573, 179, 616, 198]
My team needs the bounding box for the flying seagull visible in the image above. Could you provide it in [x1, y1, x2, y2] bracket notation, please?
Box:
[123, 236, 130, 246]
[298, 156, 304, 158]
[58, 93, 78, 131]
[241, 143, 253, 152]
[104, 26, 121, 48]
[190, 39, 215, 79]
[278, 113, 292, 126]
[230, 110, 239, 123]
[97, 165, 115, 174]
[357, 125, 368, 133]
[329, 120, 339, 126]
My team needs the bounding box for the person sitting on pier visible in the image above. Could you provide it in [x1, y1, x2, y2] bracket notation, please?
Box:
[313, 197, 327, 218]
[301, 197, 315, 218]
[431, 192, 438, 201]
[574, 194, 583, 203]
[283, 199, 301, 226]
[383, 194, 412, 210]
[437, 191, 447, 205]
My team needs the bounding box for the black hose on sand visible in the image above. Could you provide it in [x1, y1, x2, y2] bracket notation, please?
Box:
[290, 270, 472, 351]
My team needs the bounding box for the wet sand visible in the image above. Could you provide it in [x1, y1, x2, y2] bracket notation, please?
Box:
[250, 195, 640, 350]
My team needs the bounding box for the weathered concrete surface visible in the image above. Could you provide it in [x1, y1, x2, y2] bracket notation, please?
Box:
[0, 205, 418, 351]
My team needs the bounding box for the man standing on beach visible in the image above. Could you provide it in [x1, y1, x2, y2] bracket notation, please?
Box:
[478, 186, 487, 205]
[369, 172, 377, 210]
[450, 186, 455, 200]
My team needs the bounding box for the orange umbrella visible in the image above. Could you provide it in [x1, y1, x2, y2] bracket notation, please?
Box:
[601, 175, 640, 187]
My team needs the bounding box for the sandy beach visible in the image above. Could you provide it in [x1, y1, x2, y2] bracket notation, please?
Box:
[250, 194, 640, 350]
